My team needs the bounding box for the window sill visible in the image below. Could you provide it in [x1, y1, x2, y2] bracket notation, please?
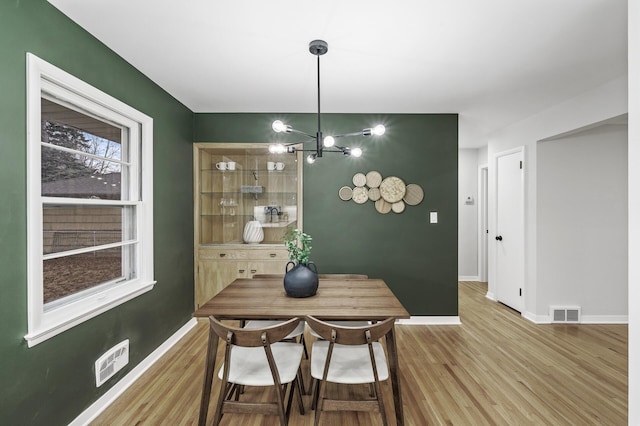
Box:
[24, 280, 156, 347]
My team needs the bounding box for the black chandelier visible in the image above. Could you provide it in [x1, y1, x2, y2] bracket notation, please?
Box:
[269, 40, 386, 164]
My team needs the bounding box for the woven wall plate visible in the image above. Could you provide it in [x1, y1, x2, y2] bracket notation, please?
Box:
[368, 187, 381, 201]
[391, 201, 405, 213]
[403, 184, 424, 206]
[365, 171, 382, 188]
[338, 186, 353, 201]
[352, 186, 368, 204]
[352, 172, 367, 187]
[379, 176, 406, 203]
[375, 198, 391, 214]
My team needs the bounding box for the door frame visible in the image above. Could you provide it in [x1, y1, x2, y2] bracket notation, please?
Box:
[491, 146, 526, 312]
[477, 163, 488, 282]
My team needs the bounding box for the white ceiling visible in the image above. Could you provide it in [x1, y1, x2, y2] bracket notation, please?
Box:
[47, 0, 627, 148]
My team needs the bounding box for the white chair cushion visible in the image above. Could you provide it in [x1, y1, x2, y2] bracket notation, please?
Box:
[218, 342, 303, 386]
[243, 320, 305, 339]
[308, 320, 370, 339]
[311, 340, 389, 384]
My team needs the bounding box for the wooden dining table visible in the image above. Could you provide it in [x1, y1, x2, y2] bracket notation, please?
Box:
[192, 276, 410, 425]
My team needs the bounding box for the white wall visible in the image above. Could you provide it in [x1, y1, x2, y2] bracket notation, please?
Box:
[537, 124, 627, 321]
[628, 0, 639, 423]
[487, 74, 627, 320]
[458, 149, 479, 279]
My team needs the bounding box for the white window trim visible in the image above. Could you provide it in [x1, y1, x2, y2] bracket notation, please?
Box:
[25, 53, 155, 347]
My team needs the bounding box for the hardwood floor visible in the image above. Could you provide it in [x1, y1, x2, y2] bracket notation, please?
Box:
[91, 282, 627, 425]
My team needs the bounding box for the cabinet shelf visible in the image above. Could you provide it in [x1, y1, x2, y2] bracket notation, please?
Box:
[194, 142, 303, 309]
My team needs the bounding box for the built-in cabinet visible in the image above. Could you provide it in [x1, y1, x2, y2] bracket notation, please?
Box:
[193, 143, 302, 308]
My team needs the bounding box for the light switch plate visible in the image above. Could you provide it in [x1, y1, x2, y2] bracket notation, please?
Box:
[430, 211, 438, 223]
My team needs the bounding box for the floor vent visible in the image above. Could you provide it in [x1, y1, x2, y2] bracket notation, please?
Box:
[550, 306, 581, 323]
[95, 340, 129, 387]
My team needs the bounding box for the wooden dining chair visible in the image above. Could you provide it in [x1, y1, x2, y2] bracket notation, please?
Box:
[208, 316, 306, 426]
[247, 274, 308, 359]
[305, 316, 395, 426]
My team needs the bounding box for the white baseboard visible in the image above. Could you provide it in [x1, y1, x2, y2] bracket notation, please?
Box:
[69, 318, 198, 426]
[485, 291, 496, 301]
[522, 312, 628, 324]
[580, 315, 628, 324]
[458, 276, 479, 281]
[397, 316, 461, 325]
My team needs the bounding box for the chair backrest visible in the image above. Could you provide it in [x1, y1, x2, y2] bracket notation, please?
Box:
[209, 316, 301, 347]
[317, 274, 369, 280]
[305, 316, 394, 345]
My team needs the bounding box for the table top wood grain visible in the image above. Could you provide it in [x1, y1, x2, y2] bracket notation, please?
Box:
[193, 277, 410, 321]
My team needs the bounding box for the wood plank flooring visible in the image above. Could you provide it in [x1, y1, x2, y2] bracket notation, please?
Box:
[91, 282, 627, 425]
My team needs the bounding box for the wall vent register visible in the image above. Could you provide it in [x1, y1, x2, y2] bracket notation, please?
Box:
[95, 339, 129, 387]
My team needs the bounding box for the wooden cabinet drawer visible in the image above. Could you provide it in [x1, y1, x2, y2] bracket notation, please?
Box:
[249, 249, 288, 261]
[199, 248, 248, 260]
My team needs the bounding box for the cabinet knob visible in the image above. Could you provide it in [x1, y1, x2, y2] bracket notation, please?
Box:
[269, 253, 277, 258]
[219, 253, 227, 258]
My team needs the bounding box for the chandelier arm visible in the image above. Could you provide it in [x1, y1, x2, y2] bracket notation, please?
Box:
[332, 131, 367, 138]
[286, 128, 316, 139]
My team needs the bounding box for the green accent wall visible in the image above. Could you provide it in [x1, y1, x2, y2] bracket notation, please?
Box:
[194, 113, 458, 316]
[0, 2, 194, 424]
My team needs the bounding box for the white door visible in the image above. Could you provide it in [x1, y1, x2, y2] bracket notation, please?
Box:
[495, 149, 524, 312]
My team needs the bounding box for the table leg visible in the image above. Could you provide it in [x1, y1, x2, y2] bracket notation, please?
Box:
[198, 322, 219, 426]
[385, 324, 404, 425]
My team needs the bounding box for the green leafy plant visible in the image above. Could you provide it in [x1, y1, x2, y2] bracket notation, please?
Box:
[284, 228, 312, 265]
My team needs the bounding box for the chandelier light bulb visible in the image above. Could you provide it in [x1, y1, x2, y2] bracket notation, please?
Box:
[307, 154, 317, 164]
[373, 124, 386, 136]
[272, 120, 287, 133]
[269, 143, 286, 154]
[323, 136, 335, 147]
[351, 147, 362, 157]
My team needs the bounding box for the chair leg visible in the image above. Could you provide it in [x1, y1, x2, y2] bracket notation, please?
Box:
[300, 334, 309, 359]
[212, 381, 228, 426]
[314, 379, 327, 426]
[310, 378, 319, 410]
[374, 380, 388, 426]
[295, 372, 306, 415]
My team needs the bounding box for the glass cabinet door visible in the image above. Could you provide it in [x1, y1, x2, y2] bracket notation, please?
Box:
[196, 143, 302, 245]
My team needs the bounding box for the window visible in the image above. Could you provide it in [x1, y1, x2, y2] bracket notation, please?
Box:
[25, 53, 155, 347]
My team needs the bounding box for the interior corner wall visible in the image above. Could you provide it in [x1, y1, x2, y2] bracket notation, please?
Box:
[458, 149, 479, 279]
[194, 113, 459, 316]
[0, 2, 194, 424]
[537, 124, 628, 319]
[487, 75, 627, 318]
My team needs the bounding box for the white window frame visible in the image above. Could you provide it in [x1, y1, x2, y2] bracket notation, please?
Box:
[25, 53, 155, 347]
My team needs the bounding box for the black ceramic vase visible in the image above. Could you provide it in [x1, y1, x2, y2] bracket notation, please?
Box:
[284, 261, 319, 298]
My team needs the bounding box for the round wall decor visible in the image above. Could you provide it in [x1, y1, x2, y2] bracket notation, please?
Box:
[352, 172, 367, 187]
[365, 171, 382, 188]
[338, 186, 353, 201]
[368, 187, 381, 201]
[404, 183, 424, 206]
[379, 176, 406, 203]
[352, 186, 368, 204]
[374, 198, 391, 214]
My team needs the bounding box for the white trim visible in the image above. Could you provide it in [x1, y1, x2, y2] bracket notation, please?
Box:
[485, 291, 496, 301]
[396, 316, 461, 325]
[522, 312, 628, 325]
[477, 163, 489, 283]
[69, 319, 198, 426]
[25, 53, 154, 346]
[458, 276, 479, 282]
